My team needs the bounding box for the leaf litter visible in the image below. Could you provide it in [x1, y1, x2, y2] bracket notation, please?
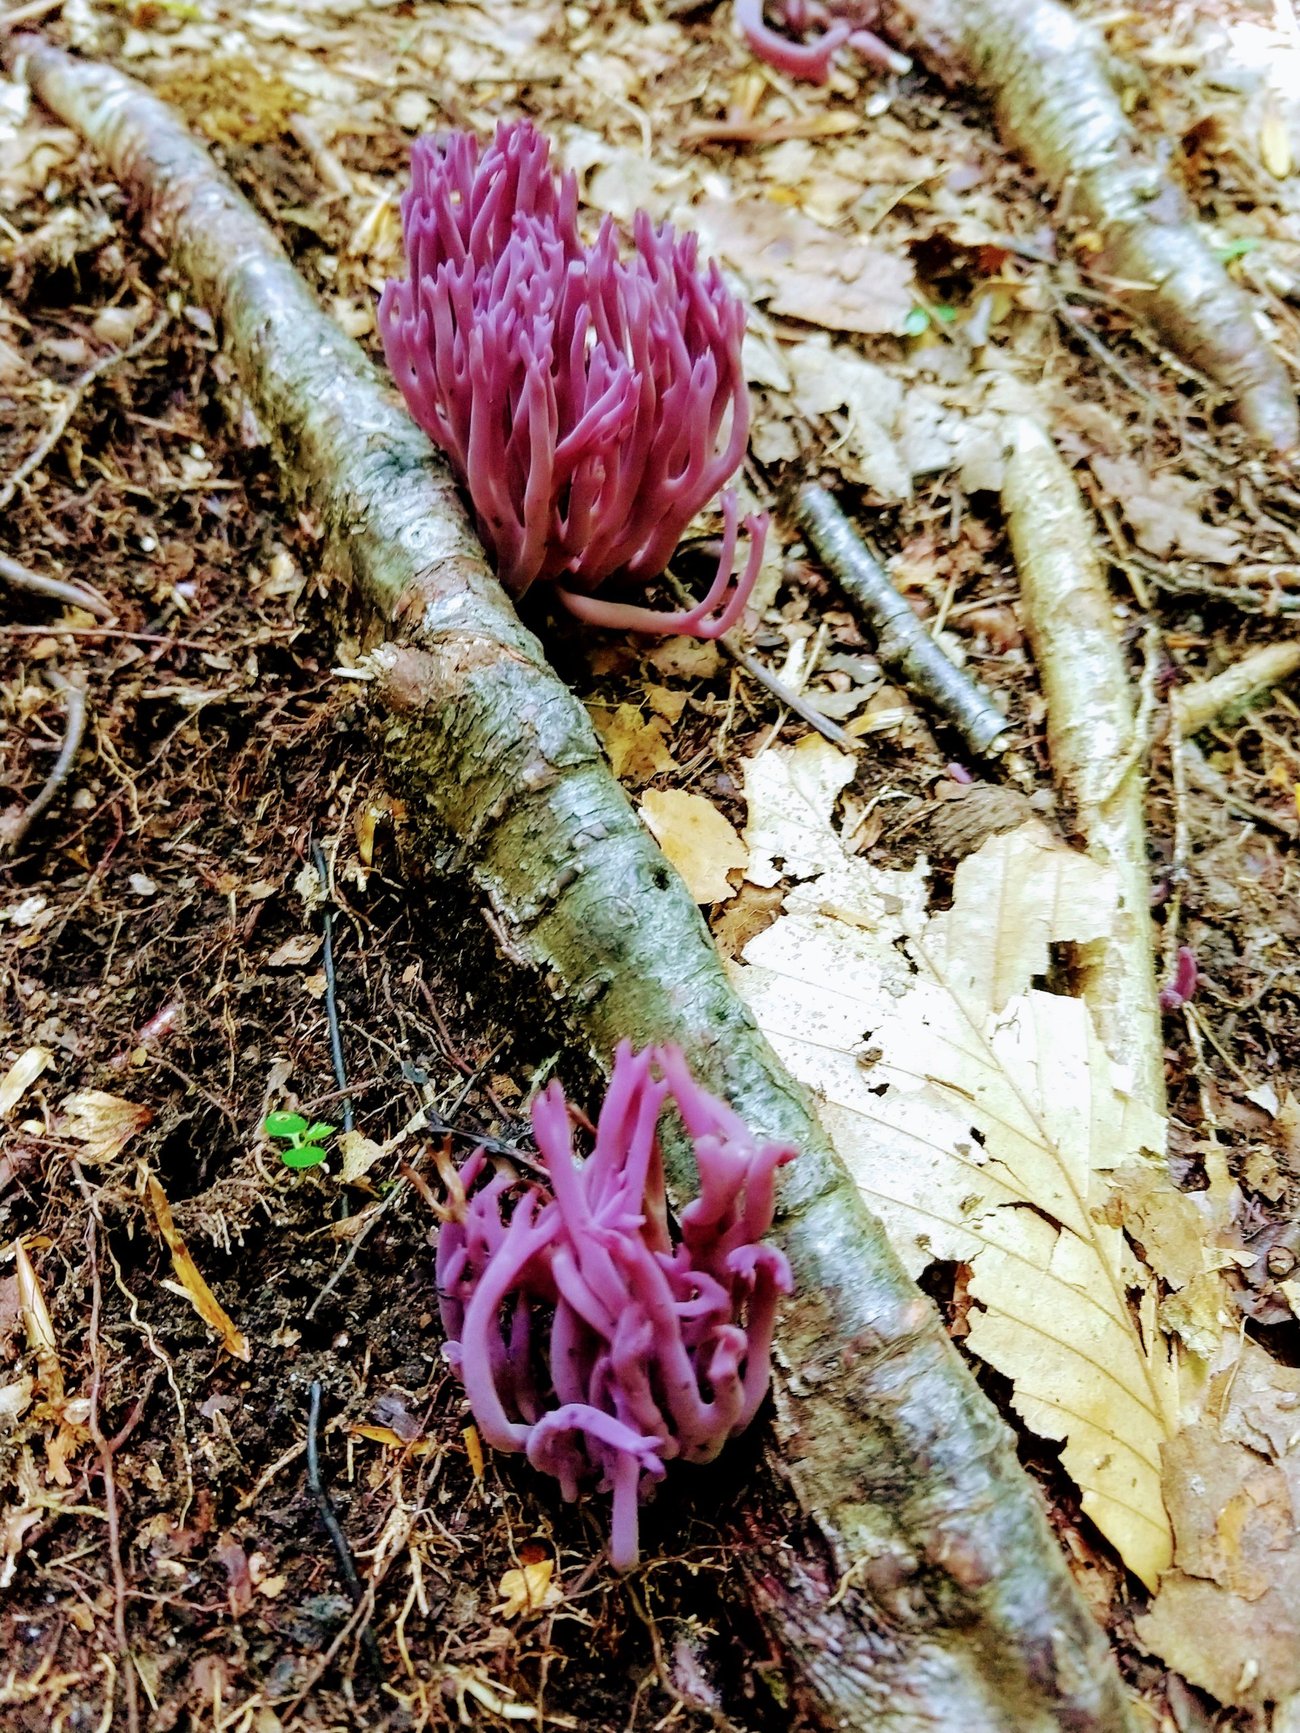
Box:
[5, 0, 1300, 1723]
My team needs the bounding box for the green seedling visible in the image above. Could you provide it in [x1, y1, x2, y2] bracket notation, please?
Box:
[264, 1110, 335, 1170]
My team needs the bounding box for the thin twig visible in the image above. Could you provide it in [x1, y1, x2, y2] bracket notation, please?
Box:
[797, 484, 1011, 756]
[0, 312, 169, 511]
[312, 841, 353, 1135]
[0, 549, 113, 620]
[306, 1381, 382, 1681]
[663, 571, 859, 751]
[1, 671, 89, 854]
[82, 1203, 141, 1733]
[0, 0, 63, 28]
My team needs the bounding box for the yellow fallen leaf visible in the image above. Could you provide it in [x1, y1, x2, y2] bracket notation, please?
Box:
[639, 789, 748, 905]
[589, 703, 677, 784]
[0, 1047, 52, 1117]
[60, 1089, 152, 1164]
[15, 1240, 62, 1405]
[349, 1424, 436, 1456]
[464, 1423, 484, 1478]
[147, 1173, 250, 1361]
[494, 1557, 559, 1620]
[737, 801, 1177, 1589]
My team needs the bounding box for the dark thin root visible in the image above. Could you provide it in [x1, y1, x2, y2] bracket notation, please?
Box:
[306, 1381, 383, 1682]
[2, 672, 90, 854]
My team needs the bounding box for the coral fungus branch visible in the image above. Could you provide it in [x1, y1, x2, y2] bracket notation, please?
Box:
[438, 1044, 794, 1570]
[379, 119, 765, 636]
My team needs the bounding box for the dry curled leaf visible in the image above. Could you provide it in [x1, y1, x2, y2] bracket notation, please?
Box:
[0, 1047, 52, 1117]
[147, 1173, 250, 1361]
[1137, 1345, 1300, 1708]
[60, 1089, 152, 1164]
[15, 1239, 62, 1406]
[494, 1557, 560, 1620]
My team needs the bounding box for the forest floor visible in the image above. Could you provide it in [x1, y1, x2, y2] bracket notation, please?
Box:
[4, 0, 1300, 1729]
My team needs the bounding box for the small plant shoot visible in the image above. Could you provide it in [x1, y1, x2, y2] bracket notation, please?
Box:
[263, 1110, 335, 1170]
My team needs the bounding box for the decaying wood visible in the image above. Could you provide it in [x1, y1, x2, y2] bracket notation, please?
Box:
[1173, 641, 1300, 737]
[1002, 418, 1165, 1114]
[879, 0, 1299, 450]
[797, 483, 1011, 756]
[6, 37, 1133, 1731]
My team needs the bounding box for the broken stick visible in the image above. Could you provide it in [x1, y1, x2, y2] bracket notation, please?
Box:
[797, 483, 1010, 756]
[6, 35, 1131, 1731]
[1002, 418, 1165, 1114]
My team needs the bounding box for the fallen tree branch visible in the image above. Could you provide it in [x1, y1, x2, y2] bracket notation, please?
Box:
[797, 483, 1011, 756]
[6, 37, 1131, 1730]
[1002, 418, 1165, 1114]
[876, 0, 1298, 449]
[1172, 641, 1300, 737]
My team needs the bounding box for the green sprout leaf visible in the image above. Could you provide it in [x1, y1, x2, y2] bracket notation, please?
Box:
[934, 304, 958, 324]
[264, 1110, 308, 1140]
[302, 1122, 337, 1144]
[903, 306, 930, 337]
[1216, 237, 1261, 263]
[280, 1144, 329, 1170]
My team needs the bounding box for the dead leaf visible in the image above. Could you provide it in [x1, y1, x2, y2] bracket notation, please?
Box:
[495, 1557, 560, 1620]
[1137, 1343, 1300, 1706]
[15, 1240, 63, 1406]
[783, 339, 910, 499]
[0, 1447, 43, 1589]
[1091, 456, 1243, 564]
[735, 789, 1176, 1588]
[266, 933, 321, 968]
[146, 1173, 250, 1361]
[0, 1375, 33, 1431]
[589, 704, 677, 784]
[0, 1047, 52, 1116]
[742, 737, 855, 888]
[60, 1089, 152, 1164]
[1261, 99, 1292, 178]
[693, 198, 914, 335]
[639, 790, 748, 904]
[349, 1423, 436, 1455]
[338, 1130, 385, 1187]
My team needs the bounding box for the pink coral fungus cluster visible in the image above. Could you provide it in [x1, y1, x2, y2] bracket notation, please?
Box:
[436, 1043, 795, 1570]
[735, 0, 910, 82]
[379, 119, 768, 638]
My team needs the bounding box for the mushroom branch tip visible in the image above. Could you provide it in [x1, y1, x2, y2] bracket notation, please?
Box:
[436, 1042, 796, 1569]
[379, 117, 766, 639]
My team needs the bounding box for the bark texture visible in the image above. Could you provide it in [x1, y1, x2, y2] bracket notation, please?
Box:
[1002, 418, 1165, 1115]
[879, 0, 1298, 450]
[6, 36, 1134, 1730]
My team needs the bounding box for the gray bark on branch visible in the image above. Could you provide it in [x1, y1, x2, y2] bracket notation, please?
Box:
[5, 35, 1132, 1730]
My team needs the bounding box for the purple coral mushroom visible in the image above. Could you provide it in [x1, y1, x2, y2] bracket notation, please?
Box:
[436, 1043, 795, 1570]
[379, 119, 768, 639]
[735, 0, 910, 82]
